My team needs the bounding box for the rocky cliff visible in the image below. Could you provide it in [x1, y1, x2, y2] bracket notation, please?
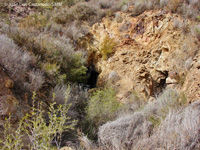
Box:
[90, 9, 200, 102]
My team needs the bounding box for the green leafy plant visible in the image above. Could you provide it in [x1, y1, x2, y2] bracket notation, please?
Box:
[0, 91, 76, 150]
[86, 86, 121, 132]
[0, 115, 24, 150]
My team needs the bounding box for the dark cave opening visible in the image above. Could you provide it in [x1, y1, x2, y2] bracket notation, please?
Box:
[154, 71, 169, 96]
[86, 64, 99, 89]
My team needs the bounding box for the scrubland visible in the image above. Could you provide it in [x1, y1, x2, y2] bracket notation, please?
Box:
[0, 0, 200, 149]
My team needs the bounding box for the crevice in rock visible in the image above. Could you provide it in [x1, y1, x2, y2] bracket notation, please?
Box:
[153, 71, 168, 96]
[86, 64, 99, 89]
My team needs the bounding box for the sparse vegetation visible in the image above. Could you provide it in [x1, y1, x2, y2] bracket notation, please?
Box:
[98, 88, 189, 150]
[0, 91, 76, 150]
[1, 0, 200, 149]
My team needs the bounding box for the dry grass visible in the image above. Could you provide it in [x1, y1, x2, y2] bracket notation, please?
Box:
[98, 88, 189, 149]
[135, 101, 200, 150]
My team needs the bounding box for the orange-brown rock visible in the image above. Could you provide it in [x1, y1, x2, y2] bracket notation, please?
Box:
[0, 66, 30, 126]
[0, 67, 13, 96]
[91, 9, 200, 102]
[0, 95, 18, 116]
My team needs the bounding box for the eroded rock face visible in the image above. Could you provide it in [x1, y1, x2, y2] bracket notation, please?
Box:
[91, 10, 200, 102]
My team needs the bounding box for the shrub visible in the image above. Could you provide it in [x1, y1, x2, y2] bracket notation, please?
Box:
[68, 84, 89, 114]
[100, 36, 117, 60]
[149, 88, 187, 119]
[0, 34, 32, 81]
[19, 12, 49, 31]
[98, 0, 113, 9]
[85, 86, 121, 140]
[159, 0, 168, 8]
[0, 91, 76, 149]
[98, 88, 188, 149]
[173, 18, 182, 29]
[181, 21, 190, 34]
[134, 101, 200, 150]
[48, 22, 63, 36]
[86, 86, 121, 130]
[192, 25, 200, 40]
[50, 84, 69, 105]
[24, 69, 45, 92]
[35, 36, 87, 83]
[4, 26, 87, 84]
[98, 112, 153, 150]
[130, 1, 146, 17]
[167, 0, 181, 13]
[65, 23, 84, 40]
[50, 84, 89, 121]
[54, 11, 75, 24]
[70, 2, 104, 25]
[42, 62, 61, 76]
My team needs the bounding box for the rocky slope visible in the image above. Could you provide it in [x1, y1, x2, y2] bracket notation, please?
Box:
[91, 9, 200, 102]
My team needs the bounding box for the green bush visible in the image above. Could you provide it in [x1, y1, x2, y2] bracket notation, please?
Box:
[66, 52, 87, 83]
[100, 36, 117, 60]
[0, 91, 76, 150]
[6, 27, 87, 84]
[86, 86, 121, 129]
[35, 37, 87, 83]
